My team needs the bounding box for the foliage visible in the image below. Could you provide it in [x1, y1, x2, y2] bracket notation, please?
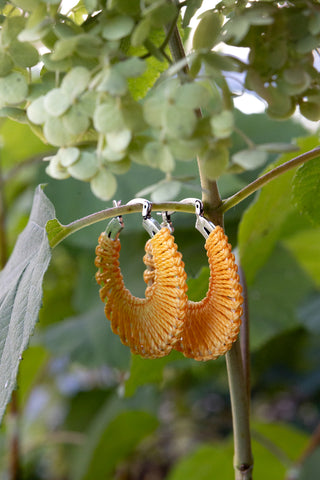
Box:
[0, 1, 320, 479]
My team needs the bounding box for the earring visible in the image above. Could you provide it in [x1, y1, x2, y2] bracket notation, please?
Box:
[175, 199, 243, 361]
[95, 200, 188, 359]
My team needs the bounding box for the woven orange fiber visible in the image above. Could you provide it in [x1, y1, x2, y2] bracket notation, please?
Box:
[145, 226, 243, 361]
[95, 227, 188, 358]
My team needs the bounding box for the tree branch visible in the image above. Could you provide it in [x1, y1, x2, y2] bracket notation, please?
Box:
[220, 147, 320, 213]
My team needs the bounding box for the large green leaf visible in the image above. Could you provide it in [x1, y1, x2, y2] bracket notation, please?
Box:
[125, 350, 183, 397]
[71, 397, 158, 480]
[0, 186, 54, 422]
[283, 227, 320, 287]
[38, 308, 130, 370]
[238, 136, 319, 284]
[167, 422, 307, 480]
[249, 245, 313, 350]
[292, 157, 320, 225]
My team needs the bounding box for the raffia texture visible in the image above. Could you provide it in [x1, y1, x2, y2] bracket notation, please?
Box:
[145, 226, 243, 361]
[95, 227, 188, 358]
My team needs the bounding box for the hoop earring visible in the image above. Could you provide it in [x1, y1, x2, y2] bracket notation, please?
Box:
[95, 201, 188, 359]
[175, 200, 243, 361]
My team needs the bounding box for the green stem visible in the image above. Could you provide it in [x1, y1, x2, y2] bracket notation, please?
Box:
[49, 201, 196, 248]
[220, 146, 320, 213]
[226, 342, 253, 480]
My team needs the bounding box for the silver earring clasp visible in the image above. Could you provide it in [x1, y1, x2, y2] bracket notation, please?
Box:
[180, 198, 215, 239]
[141, 200, 162, 237]
[105, 200, 124, 240]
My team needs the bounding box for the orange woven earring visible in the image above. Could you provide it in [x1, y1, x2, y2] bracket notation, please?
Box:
[95, 200, 188, 359]
[175, 199, 243, 361]
[144, 200, 243, 361]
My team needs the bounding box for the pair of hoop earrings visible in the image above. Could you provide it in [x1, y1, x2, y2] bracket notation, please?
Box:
[95, 199, 243, 362]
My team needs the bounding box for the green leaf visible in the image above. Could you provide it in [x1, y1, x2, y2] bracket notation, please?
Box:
[46, 154, 70, 179]
[90, 168, 117, 200]
[143, 95, 165, 127]
[0, 107, 27, 123]
[183, 0, 203, 28]
[150, 180, 181, 202]
[68, 151, 99, 181]
[256, 142, 299, 153]
[58, 147, 80, 167]
[93, 100, 124, 133]
[46, 217, 70, 248]
[292, 157, 320, 225]
[61, 66, 91, 100]
[203, 145, 229, 180]
[0, 186, 54, 422]
[84, 0, 98, 14]
[168, 422, 307, 480]
[143, 141, 175, 172]
[222, 16, 250, 44]
[187, 267, 210, 302]
[97, 67, 127, 96]
[51, 37, 78, 61]
[232, 149, 268, 171]
[41, 52, 71, 72]
[1, 16, 26, 46]
[210, 110, 234, 139]
[8, 40, 39, 68]
[62, 105, 90, 136]
[192, 10, 223, 50]
[107, 156, 131, 175]
[169, 137, 203, 161]
[167, 442, 234, 480]
[249, 245, 313, 350]
[175, 82, 211, 110]
[125, 351, 181, 397]
[39, 308, 130, 369]
[165, 105, 197, 139]
[131, 17, 151, 47]
[298, 293, 320, 334]
[284, 228, 320, 287]
[27, 95, 48, 125]
[72, 405, 158, 480]
[115, 57, 147, 78]
[0, 51, 13, 77]
[44, 88, 71, 117]
[102, 15, 134, 40]
[148, 2, 177, 28]
[202, 51, 243, 72]
[106, 129, 131, 152]
[0, 72, 28, 105]
[299, 101, 320, 122]
[11, 0, 39, 9]
[77, 34, 104, 59]
[44, 116, 75, 146]
[238, 136, 319, 284]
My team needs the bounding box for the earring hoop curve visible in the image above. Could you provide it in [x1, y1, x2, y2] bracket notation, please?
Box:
[176, 199, 243, 361]
[95, 200, 188, 358]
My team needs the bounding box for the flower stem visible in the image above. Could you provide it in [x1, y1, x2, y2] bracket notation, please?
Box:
[220, 146, 320, 213]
